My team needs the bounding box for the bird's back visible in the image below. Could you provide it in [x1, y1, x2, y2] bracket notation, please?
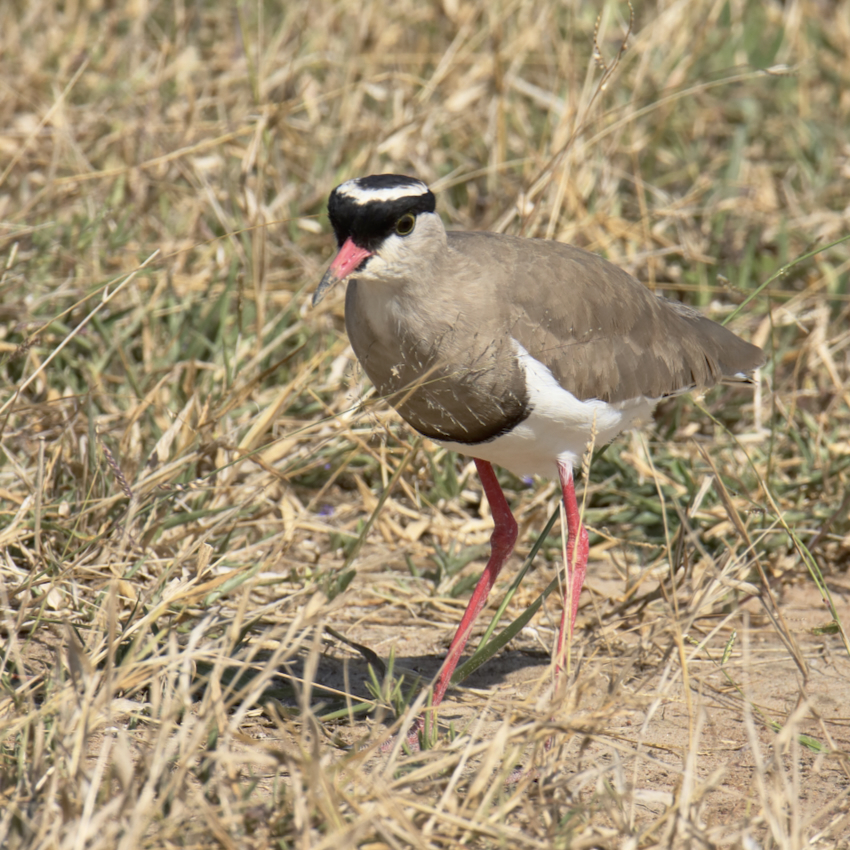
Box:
[445, 231, 765, 403]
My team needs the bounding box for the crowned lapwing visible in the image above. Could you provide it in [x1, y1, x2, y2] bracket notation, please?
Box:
[313, 173, 764, 732]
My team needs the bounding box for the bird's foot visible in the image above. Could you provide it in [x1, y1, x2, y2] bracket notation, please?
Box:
[501, 736, 555, 785]
[379, 716, 426, 754]
[505, 764, 539, 785]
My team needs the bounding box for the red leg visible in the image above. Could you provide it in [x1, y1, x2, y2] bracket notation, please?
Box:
[382, 459, 517, 751]
[430, 458, 518, 708]
[554, 460, 589, 668]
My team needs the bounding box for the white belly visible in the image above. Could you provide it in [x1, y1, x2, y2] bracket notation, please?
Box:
[436, 341, 659, 478]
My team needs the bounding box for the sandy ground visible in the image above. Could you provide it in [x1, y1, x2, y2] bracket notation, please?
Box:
[19, 533, 849, 843]
[275, 549, 850, 839]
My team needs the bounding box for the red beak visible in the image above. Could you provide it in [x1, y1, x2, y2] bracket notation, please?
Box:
[312, 238, 373, 307]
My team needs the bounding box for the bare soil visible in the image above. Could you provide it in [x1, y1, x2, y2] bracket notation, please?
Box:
[259, 542, 850, 839]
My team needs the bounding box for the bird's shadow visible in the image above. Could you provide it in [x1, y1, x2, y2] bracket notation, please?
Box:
[246, 641, 554, 724]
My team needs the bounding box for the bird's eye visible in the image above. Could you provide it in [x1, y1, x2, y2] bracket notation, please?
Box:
[395, 214, 416, 236]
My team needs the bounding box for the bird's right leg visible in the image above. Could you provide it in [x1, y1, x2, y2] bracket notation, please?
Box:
[387, 458, 517, 750]
[554, 459, 589, 671]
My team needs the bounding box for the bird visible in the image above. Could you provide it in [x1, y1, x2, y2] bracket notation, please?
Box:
[313, 173, 764, 735]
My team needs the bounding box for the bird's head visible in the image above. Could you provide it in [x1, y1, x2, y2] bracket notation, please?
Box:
[312, 174, 444, 306]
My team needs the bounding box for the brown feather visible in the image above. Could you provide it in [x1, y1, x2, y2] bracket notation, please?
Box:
[343, 229, 764, 444]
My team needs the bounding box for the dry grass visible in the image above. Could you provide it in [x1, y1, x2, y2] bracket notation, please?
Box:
[2, 0, 850, 847]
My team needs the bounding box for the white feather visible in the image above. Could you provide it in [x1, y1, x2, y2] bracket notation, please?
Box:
[437, 341, 659, 479]
[337, 179, 429, 204]
[357, 213, 446, 284]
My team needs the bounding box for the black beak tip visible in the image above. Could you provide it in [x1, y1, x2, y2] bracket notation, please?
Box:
[312, 268, 340, 308]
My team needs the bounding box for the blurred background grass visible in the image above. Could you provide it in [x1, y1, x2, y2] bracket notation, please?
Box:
[1, 1, 849, 848]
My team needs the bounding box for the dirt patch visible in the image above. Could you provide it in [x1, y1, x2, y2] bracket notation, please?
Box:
[280, 549, 850, 840]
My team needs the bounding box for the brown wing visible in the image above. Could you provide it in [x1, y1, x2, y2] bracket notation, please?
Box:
[448, 232, 765, 404]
